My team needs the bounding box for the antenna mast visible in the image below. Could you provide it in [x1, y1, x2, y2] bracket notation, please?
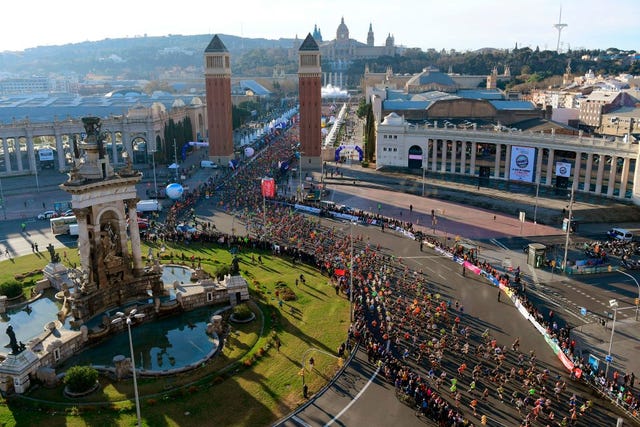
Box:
[553, 7, 568, 53]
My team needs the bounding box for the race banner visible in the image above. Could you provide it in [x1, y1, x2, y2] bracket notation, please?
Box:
[509, 146, 535, 183]
[555, 161, 572, 178]
[261, 177, 276, 198]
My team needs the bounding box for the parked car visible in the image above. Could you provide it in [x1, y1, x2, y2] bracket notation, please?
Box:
[62, 209, 74, 216]
[37, 210, 57, 220]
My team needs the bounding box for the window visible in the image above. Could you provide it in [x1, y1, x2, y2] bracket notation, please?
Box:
[53, 348, 61, 362]
[207, 292, 213, 302]
[393, 148, 398, 152]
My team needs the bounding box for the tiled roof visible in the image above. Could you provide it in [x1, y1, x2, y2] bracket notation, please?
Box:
[205, 35, 228, 53]
[299, 33, 319, 51]
[489, 100, 536, 110]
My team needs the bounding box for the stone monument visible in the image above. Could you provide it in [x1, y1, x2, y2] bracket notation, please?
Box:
[59, 117, 163, 324]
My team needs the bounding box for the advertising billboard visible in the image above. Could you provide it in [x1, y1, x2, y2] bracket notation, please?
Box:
[261, 177, 276, 198]
[509, 146, 536, 183]
[555, 161, 572, 178]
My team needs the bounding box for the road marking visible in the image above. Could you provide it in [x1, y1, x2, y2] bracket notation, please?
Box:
[324, 364, 380, 426]
[291, 415, 311, 427]
[490, 238, 509, 250]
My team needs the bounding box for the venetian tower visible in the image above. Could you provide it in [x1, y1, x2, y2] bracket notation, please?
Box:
[204, 34, 234, 165]
[298, 33, 322, 170]
[60, 117, 163, 324]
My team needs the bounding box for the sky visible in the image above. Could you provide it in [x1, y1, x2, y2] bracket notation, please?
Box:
[2, 0, 638, 53]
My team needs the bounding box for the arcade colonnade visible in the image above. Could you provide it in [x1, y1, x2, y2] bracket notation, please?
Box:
[377, 122, 640, 203]
[0, 104, 206, 177]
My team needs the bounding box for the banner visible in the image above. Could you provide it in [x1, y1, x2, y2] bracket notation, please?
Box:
[261, 178, 276, 198]
[555, 161, 572, 178]
[509, 146, 535, 183]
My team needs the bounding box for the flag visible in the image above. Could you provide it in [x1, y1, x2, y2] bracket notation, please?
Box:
[335, 269, 346, 276]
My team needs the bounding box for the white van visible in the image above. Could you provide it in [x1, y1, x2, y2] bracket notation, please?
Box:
[607, 228, 633, 242]
[200, 160, 218, 168]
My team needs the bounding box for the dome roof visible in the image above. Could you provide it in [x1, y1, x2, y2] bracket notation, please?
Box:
[172, 98, 186, 108]
[336, 17, 349, 40]
[190, 96, 203, 106]
[381, 112, 404, 126]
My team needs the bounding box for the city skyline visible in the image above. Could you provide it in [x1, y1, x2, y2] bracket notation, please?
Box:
[2, 0, 638, 53]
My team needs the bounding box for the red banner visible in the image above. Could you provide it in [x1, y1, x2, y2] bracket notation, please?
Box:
[261, 178, 276, 198]
[335, 269, 346, 276]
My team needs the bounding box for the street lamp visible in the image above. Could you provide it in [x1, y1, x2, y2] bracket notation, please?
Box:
[350, 221, 355, 322]
[617, 270, 640, 321]
[604, 299, 619, 379]
[562, 185, 575, 271]
[150, 150, 158, 200]
[422, 152, 426, 197]
[111, 309, 145, 426]
[0, 176, 6, 220]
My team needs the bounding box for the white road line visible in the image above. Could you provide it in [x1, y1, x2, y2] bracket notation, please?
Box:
[291, 415, 311, 427]
[324, 365, 381, 426]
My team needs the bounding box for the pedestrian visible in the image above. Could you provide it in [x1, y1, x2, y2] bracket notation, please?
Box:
[31, 243, 35, 253]
[497, 290, 501, 302]
[35, 243, 39, 252]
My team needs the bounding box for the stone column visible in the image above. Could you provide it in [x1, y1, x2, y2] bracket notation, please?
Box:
[620, 157, 631, 198]
[14, 138, 23, 172]
[460, 142, 467, 175]
[440, 141, 448, 173]
[470, 141, 477, 176]
[110, 132, 117, 164]
[126, 199, 143, 273]
[573, 152, 582, 191]
[545, 148, 555, 185]
[494, 143, 501, 178]
[607, 156, 618, 197]
[504, 145, 512, 180]
[423, 141, 429, 171]
[431, 140, 438, 172]
[595, 155, 606, 194]
[75, 209, 91, 273]
[26, 133, 36, 172]
[54, 132, 65, 171]
[535, 148, 543, 185]
[584, 153, 593, 192]
[449, 141, 457, 173]
[2, 139, 11, 173]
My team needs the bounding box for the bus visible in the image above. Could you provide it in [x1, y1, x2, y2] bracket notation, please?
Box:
[50, 215, 77, 235]
[37, 147, 55, 169]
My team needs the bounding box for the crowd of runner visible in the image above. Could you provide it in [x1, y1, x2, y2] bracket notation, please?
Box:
[150, 118, 637, 425]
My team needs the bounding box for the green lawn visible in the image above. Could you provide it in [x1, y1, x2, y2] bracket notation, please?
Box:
[0, 240, 349, 426]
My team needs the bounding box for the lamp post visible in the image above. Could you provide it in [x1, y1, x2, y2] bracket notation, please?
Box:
[350, 221, 354, 322]
[0, 176, 5, 220]
[111, 309, 145, 426]
[150, 150, 158, 200]
[562, 185, 575, 271]
[604, 299, 619, 379]
[618, 270, 640, 321]
[422, 152, 426, 197]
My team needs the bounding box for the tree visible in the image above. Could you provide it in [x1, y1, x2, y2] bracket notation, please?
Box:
[356, 98, 368, 119]
[364, 103, 376, 162]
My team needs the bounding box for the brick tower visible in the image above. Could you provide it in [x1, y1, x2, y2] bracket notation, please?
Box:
[298, 33, 322, 170]
[204, 35, 233, 165]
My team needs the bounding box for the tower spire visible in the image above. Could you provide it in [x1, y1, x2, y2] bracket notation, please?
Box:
[553, 7, 568, 53]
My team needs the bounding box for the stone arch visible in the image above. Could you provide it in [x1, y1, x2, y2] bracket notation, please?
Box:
[407, 145, 423, 169]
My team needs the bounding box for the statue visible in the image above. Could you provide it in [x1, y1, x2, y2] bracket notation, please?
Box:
[46, 243, 60, 263]
[6, 324, 20, 355]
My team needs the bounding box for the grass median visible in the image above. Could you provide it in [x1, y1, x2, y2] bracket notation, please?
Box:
[0, 240, 350, 426]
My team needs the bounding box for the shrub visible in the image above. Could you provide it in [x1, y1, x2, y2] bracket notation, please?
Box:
[213, 264, 232, 280]
[275, 281, 296, 301]
[361, 160, 369, 168]
[233, 303, 253, 320]
[0, 280, 23, 299]
[64, 366, 98, 393]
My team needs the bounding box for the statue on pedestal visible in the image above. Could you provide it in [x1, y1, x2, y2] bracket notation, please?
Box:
[46, 243, 60, 264]
[6, 325, 25, 355]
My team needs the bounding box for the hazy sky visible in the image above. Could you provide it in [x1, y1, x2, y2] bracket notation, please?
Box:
[2, 0, 637, 52]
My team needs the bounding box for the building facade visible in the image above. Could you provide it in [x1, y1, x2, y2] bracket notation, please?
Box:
[204, 35, 234, 165]
[298, 33, 322, 168]
[377, 113, 640, 204]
